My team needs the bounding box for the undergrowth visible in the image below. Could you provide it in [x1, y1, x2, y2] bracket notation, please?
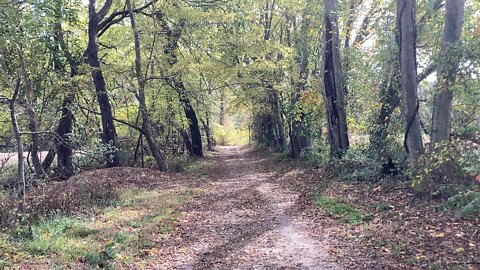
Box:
[0, 186, 199, 268]
[314, 195, 364, 224]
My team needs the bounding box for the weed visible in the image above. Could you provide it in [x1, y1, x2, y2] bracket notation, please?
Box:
[85, 242, 116, 269]
[314, 195, 364, 224]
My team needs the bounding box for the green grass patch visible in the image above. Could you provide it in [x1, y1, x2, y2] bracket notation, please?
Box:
[2, 187, 200, 268]
[314, 195, 364, 224]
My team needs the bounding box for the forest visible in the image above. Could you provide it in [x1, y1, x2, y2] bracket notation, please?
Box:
[0, 0, 479, 268]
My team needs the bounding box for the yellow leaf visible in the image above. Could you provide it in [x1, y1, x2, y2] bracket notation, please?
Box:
[435, 232, 445, 238]
[455, 247, 465, 253]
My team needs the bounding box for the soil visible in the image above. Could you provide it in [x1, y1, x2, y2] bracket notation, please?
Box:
[148, 146, 340, 269]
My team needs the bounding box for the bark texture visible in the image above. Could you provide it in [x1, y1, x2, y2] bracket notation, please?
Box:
[157, 12, 203, 157]
[430, 0, 465, 149]
[322, 0, 349, 157]
[397, 0, 424, 159]
[87, 0, 120, 167]
[127, 0, 168, 171]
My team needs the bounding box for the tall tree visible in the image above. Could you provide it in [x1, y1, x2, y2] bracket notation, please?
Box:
[126, 0, 168, 171]
[86, 0, 120, 167]
[322, 0, 349, 157]
[430, 0, 466, 149]
[397, 0, 424, 159]
[156, 11, 203, 157]
[290, 11, 311, 158]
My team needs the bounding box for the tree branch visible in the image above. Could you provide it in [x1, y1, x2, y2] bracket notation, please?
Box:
[97, 0, 158, 37]
[78, 105, 144, 133]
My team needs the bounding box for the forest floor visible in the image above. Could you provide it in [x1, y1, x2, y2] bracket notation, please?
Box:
[3, 146, 479, 269]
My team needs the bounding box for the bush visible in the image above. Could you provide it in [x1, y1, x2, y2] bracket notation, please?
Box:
[0, 175, 118, 229]
[330, 148, 383, 182]
[409, 139, 479, 195]
[442, 190, 480, 218]
[26, 176, 117, 219]
[0, 191, 19, 228]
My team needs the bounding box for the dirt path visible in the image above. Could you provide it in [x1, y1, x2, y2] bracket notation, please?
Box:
[153, 146, 340, 269]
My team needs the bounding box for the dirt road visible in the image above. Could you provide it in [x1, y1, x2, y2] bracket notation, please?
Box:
[153, 146, 340, 269]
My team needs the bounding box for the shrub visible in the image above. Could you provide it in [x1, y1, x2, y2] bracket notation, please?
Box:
[442, 190, 480, 218]
[409, 139, 479, 195]
[26, 176, 117, 219]
[330, 148, 383, 182]
[84, 242, 117, 269]
[0, 191, 19, 228]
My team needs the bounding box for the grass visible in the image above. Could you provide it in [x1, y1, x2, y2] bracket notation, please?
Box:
[0, 187, 200, 268]
[314, 195, 364, 224]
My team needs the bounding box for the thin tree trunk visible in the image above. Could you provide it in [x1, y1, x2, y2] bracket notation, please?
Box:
[430, 0, 465, 149]
[127, 0, 168, 171]
[19, 50, 43, 178]
[201, 116, 215, 151]
[322, 0, 349, 157]
[9, 77, 25, 204]
[219, 89, 226, 127]
[397, 0, 424, 159]
[87, 0, 120, 167]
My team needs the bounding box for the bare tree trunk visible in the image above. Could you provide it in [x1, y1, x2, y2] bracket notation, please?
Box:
[430, 0, 465, 149]
[322, 0, 349, 157]
[127, 0, 168, 171]
[201, 115, 215, 151]
[9, 78, 26, 204]
[219, 89, 226, 127]
[56, 96, 75, 178]
[87, 0, 120, 167]
[19, 50, 43, 179]
[397, 0, 424, 159]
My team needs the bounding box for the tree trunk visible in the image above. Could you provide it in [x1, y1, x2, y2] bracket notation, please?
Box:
[19, 50, 43, 179]
[397, 0, 424, 159]
[87, 0, 120, 167]
[127, 0, 168, 171]
[156, 13, 203, 157]
[322, 0, 349, 157]
[52, 12, 77, 178]
[430, 0, 465, 149]
[41, 148, 56, 172]
[219, 89, 226, 127]
[179, 91, 203, 157]
[9, 78, 26, 204]
[290, 12, 311, 158]
[56, 96, 75, 178]
[270, 87, 286, 152]
[369, 59, 401, 155]
[201, 116, 215, 151]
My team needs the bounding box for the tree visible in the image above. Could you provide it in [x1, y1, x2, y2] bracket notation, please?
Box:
[126, 0, 168, 171]
[290, 10, 311, 158]
[430, 0, 466, 149]
[397, 0, 424, 159]
[156, 11, 204, 157]
[86, 0, 120, 167]
[322, 0, 349, 157]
